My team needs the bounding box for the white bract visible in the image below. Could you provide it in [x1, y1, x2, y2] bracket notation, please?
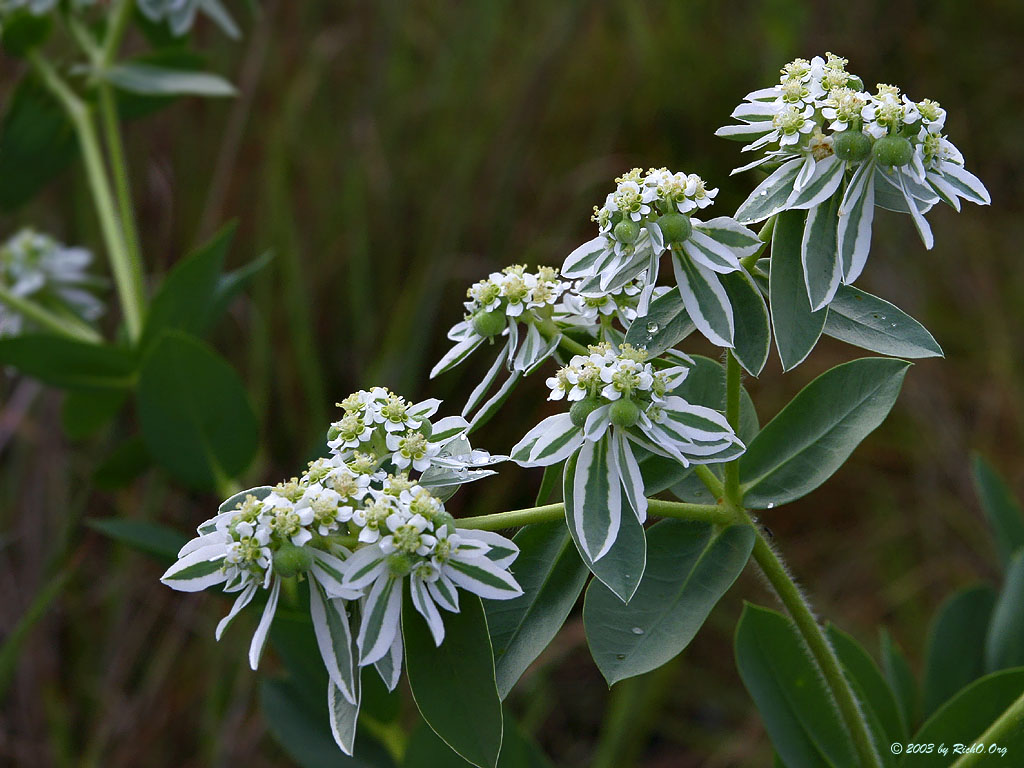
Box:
[561, 168, 761, 348]
[511, 343, 743, 561]
[719, 53, 990, 310]
[0, 230, 104, 337]
[431, 265, 569, 423]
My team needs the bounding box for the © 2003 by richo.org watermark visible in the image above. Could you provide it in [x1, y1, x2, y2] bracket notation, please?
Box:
[889, 742, 1009, 757]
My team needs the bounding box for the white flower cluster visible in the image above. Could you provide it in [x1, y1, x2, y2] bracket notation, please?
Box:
[513, 343, 743, 562]
[161, 389, 519, 756]
[720, 53, 990, 309]
[545, 342, 669, 404]
[557, 277, 660, 328]
[0, 229, 103, 338]
[592, 167, 718, 252]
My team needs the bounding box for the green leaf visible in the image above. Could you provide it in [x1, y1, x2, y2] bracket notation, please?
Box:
[672, 249, 734, 348]
[922, 584, 996, 717]
[136, 331, 258, 490]
[403, 716, 553, 768]
[404, 593, 503, 768]
[142, 223, 237, 350]
[903, 668, 1024, 767]
[563, 451, 646, 603]
[85, 518, 187, 562]
[486, 522, 589, 699]
[770, 210, 828, 371]
[740, 357, 911, 509]
[0, 10, 53, 57]
[93, 436, 152, 490]
[879, 628, 918, 735]
[823, 286, 942, 359]
[986, 551, 1024, 672]
[0, 336, 135, 390]
[102, 62, 237, 97]
[0, 74, 76, 210]
[585, 521, 753, 685]
[721, 269, 771, 376]
[623, 290, 694, 358]
[801, 194, 842, 311]
[113, 49, 209, 121]
[827, 625, 908, 747]
[61, 389, 127, 440]
[735, 604, 858, 768]
[208, 250, 274, 323]
[972, 454, 1024, 571]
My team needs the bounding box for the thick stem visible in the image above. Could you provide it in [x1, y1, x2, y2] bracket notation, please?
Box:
[749, 529, 882, 767]
[717, 349, 881, 768]
[28, 53, 144, 341]
[0, 285, 101, 342]
[950, 689, 1024, 768]
[455, 499, 731, 531]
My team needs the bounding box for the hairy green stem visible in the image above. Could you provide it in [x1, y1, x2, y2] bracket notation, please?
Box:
[456, 499, 731, 531]
[28, 52, 144, 340]
[714, 350, 882, 768]
[0, 284, 101, 342]
[950, 689, 1024, 768]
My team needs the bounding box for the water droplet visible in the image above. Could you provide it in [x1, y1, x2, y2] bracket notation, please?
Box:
[615, 653, 627, 660]
[631, 627, 644, 635]
[759, 190, 768, 196]
[766, 502, 775, 509]
[646, 322, 660, 334]
[891, 323, 897, 328]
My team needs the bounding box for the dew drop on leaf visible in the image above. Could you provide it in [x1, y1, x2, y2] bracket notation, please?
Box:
[766, 502, 775, 509]
[615, 654, 627, 660]
[646, 322, 659, 334]
[631, 627, 644, 635]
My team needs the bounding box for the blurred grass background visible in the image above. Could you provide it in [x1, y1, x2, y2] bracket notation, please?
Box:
[2, 0, 1024, 765]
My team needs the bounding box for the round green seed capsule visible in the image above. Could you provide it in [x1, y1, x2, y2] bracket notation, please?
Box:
[273, 543, 314, 577]
[657, 213, 692, 244]
[832, 131, 872, 162]
[433, 511, 457, 534]
[609, 398, 641, 428]
[570, 397, 603, 428]
[872, 135, 914, 167]
[472, 309, 506, 337]
[613, 219, 641, 244]
[387, 552, 414, 578]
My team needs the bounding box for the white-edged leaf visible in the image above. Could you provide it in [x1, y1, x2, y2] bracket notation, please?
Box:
[695, 216, 763, 258]
[248, 578, 281, 670]
[938, 164, 991, 205]
[786, 154, 844, 210]
[801, 194, 843, 311]
[735, 158, 802, 223]
[838, 160, 877, 283]
[896, 170, 934, 249]
[681, 230, 741, 274]
[431, 334, 485, 378]
[463, 346, 506, 417]
[328, 677, 360, 756]
[673, 250, 734, 348]
[562, 236, 609, 278]
[103, 63, 237, 97]
[612, 430, 647, 522]
[357, 576, 403, 666]
[309, 582, 357, 704]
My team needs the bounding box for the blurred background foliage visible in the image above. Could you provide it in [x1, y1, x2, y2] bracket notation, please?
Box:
[1, 0, 1023, 765]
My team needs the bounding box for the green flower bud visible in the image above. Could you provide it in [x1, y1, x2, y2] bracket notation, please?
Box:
[846, 75, 864, 91]
[433, 511, 457, 535]
[472, 309, 506, 337]
[272, 543, 313, 577]
[327, 425, 341, 441]
[832, 131, 872, 162]
[613, 219, 641, 244]
[872, 135, 914, 167]
[609, 398, 641, 428]
[570, 397, 603, 428]
[387, 552, 413, 578]
[417, 419, 433, 438]
[657, 213, 692, 244]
